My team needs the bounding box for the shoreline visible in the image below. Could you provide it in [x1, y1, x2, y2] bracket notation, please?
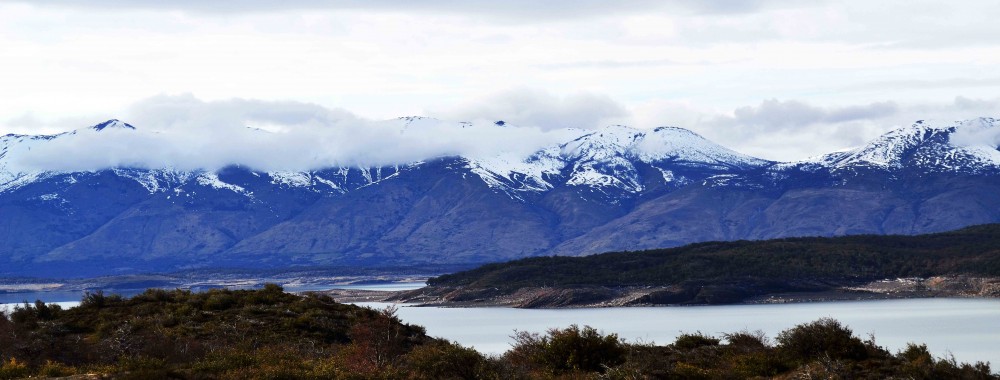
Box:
[4, 275, 998, 309]
[324, 275, 1000, 308]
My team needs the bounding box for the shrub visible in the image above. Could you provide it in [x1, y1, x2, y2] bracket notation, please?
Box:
[723, 329, 770, 350]
[80, 290, 124, 308]
[673, 332, 720, 351]
[775, 318, 868, 363]
[0, 358, 29, 380]
[402, 341, 488, 380]
[203, 292, 237, 311]
[507, 324, 626, 375]
[38, 360, 76, 377]
[898, 343, 934, 378]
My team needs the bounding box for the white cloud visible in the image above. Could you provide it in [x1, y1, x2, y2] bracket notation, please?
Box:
[429, 89, 629, 131]
[5, 93, 999, 170]
[950, 119, 1000, 148]
[6, 94, 579, 172]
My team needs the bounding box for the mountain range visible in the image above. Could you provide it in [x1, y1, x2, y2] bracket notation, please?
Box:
[2, 117, 999, 277]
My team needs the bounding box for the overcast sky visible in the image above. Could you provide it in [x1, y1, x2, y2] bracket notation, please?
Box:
[1, 0, 999, 162]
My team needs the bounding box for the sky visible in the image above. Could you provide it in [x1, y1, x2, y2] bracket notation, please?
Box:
[1, 0, 999, 164]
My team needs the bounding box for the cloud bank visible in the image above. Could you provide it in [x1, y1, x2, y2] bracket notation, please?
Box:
[4, 92, 999, 172]
[6, 94, 579, 172]
[950, 116, 1000, 148]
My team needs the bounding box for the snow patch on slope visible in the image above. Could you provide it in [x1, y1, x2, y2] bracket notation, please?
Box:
[196, 172, 252, 196]
[638, 127, 769, 168]
[467, 148, 565, 195]
[269, 171, 312, 188]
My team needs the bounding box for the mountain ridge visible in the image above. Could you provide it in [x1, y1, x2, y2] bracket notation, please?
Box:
[1, 117, 999, 276]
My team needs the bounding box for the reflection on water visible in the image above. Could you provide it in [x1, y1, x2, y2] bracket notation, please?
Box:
[355, 298, 1000, 365]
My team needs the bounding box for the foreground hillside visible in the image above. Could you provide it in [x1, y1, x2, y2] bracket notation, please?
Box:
[1, 287, 995, 379]
[3, 118, 1000, 276]
[402, 224, 1000, 307]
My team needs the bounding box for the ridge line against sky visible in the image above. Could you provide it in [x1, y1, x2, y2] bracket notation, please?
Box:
[1, 0, 999, 161]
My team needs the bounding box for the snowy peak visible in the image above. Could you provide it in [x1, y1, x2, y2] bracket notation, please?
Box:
[559, 125, 768, 169]
[796, 118, 1000, 173]
[638, 126, 770, 169]
[560, 125, 642, 161]
[91, 119, 136, 132]
[467, 124, 772, 198]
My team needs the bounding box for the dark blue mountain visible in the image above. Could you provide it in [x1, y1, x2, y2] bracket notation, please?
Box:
[2, 118, 999, 276]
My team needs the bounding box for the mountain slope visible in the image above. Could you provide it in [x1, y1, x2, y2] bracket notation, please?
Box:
[1, 117, 999, 276]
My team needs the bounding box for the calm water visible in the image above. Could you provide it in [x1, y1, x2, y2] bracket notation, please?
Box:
[4, 287, 998, 365]
[356, 298, 1000, 364]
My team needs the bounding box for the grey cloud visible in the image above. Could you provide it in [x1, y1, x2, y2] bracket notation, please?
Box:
[954, 96, 1000, 111]
[843, 78, 1000, 93]
[825, 102, 900, 123]
[726, 99, 899, 130]
[430, 89, 630, 131]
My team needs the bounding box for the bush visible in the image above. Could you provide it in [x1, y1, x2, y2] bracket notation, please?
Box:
[9, 300, 63, 327]
[204, 292, 237, 311]
[898, 343, 934, 378]
[402, 341, 488, 380]
[673, 332, 720, 351]
[37, 360, 75, 377]
[723, 329, 769, 350]
[0, 358, 29, 380]
[776, 318, 868, 363]
[80, 290, 124, 308]
[507, 324, 626, 375]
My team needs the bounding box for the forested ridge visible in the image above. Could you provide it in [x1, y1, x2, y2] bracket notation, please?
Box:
[430, 224, 1000, 289]
[1, 286, 996, 379]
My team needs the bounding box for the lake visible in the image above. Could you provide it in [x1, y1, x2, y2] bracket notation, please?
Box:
[356, 298, 1000, 365]
[4, 285, 998, 365]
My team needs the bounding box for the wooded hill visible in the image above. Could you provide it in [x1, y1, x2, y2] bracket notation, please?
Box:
[430, 224, 1000, 290]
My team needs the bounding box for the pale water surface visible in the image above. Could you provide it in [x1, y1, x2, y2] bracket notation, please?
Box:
[357, 298, 1000, 365]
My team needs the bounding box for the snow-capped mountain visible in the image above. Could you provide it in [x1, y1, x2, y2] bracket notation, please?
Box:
[788, 118, 1000, 174]
[465, 125, 770, 200]
[2, 117, 999, 276]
